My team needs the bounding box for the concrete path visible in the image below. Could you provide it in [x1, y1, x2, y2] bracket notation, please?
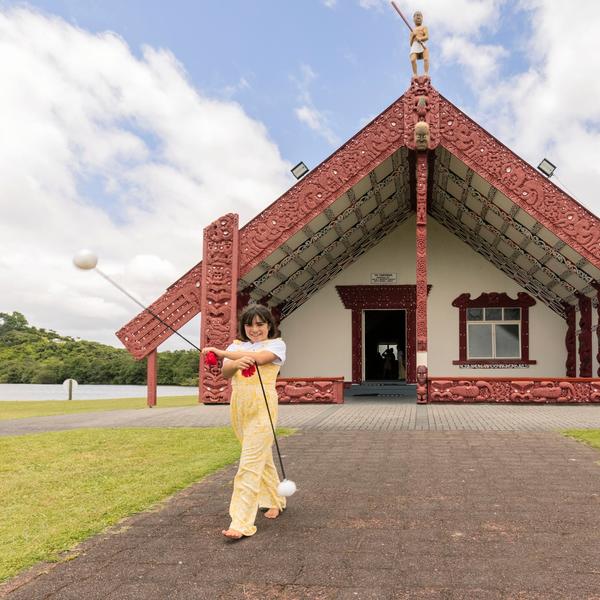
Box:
[3, 398, 600, 436]
[2, 402, 600, 599]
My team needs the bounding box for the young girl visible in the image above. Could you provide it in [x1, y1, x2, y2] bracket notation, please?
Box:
[202, 304, 287, 539]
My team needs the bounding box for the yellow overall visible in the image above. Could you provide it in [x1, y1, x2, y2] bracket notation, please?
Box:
[228, 361, 286, 536]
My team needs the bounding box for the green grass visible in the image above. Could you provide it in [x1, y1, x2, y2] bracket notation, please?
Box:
[0, 395, 199, 421]
[563, 429, 600, 452]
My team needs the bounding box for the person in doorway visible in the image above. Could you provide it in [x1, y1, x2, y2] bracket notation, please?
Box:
[202, 304, 287, 539]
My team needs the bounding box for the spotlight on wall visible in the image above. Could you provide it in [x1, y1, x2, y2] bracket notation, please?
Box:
[537, 158, 557, 178]
[291, 161, 309, 180]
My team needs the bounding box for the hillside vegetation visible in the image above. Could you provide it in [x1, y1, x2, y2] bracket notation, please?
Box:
[0, 312, 198, 385]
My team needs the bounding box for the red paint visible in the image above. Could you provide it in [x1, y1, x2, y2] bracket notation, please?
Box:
[276, 377, 344, 404]
[199, 214, 239, 404]
[577, 294, 592, 377]
[429, 376, 600, 403]
[147, 350, 157, 408]
[564, 303, 577, 377]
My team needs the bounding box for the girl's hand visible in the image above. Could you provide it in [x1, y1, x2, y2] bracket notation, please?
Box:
[202, 346, 224, 358]
[234, 356, 256, 371]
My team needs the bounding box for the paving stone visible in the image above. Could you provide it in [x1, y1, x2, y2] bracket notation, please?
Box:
[3, 426, 600, 599]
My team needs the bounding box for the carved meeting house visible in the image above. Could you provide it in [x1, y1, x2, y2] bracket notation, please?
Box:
[118, 78, 600, 405]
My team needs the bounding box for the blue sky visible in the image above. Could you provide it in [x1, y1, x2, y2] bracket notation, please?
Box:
[1, 0, 599, 347]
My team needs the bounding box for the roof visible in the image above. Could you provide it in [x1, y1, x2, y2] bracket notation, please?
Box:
[117, 77, 600, 359]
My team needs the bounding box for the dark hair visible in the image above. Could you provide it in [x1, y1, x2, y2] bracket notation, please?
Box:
[238, 304, 280, 341]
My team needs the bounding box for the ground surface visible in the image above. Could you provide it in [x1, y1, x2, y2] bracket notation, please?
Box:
[2, 399, 600, 599]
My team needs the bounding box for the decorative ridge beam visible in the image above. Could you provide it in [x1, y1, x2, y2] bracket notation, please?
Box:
[433, 185, 578, 296]
[278, 206, 413, 318]
[430, 204, 566, 316]
[268, 182, 411, 305]
[244, 159, 409, 293]
[439, 166, 594, 284]
[438, 95, 600, 269]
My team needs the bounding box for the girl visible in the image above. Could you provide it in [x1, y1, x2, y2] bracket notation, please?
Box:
[202, 304, 287, 539]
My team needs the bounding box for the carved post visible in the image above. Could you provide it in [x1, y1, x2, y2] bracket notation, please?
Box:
[594, 283, 600, 377]
[147, 350, 157, 408]
[415, 151, 429, 402]
[577, 293, 592, 377]
[564, 303, 576, 377]
[199, 214, 239, 404]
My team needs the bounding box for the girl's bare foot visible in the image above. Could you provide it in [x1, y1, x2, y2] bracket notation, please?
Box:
[264, 508, 280, 519]
[222, 528, 243, 539]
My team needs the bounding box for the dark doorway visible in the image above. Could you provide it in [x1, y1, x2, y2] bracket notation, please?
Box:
[364, 310, 406, 381]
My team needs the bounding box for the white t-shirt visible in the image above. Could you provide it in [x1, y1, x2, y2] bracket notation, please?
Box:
[225, 338, 286, 366]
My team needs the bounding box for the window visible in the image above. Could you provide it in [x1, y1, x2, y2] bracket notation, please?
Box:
[452, 292, 536, 366]
[467, 307, 521, 359]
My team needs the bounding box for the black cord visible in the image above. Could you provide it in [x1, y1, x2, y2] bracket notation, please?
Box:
[95, 268, 202, 352]
[255, 362, 287, 481]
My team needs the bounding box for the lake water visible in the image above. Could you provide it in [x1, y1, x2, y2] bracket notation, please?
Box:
[0, 384, 198, 401]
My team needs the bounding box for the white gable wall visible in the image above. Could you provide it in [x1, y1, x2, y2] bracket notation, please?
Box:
[279, 215, 567, 379]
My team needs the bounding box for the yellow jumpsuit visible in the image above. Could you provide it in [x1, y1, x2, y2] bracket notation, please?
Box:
[228, 353, 286, 536]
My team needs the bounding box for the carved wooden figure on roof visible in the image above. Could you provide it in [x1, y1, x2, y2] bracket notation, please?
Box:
[410, 11, 429, 78]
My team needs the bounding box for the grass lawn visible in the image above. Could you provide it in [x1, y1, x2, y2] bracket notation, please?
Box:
[563, 429, 600, 452]
[0, 427, 290, 582]
[0, 395, 199, 421]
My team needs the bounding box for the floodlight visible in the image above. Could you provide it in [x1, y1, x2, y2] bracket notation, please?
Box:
[291, 161, 309, 180]
[537, 158, 556, 178]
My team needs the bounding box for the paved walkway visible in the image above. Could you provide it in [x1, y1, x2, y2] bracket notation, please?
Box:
[3, 402, 600, 599]
[3, 398, 600, 436]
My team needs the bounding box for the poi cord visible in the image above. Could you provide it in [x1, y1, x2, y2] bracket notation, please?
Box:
[95, 268, 202, 352]
[255, 362, 287, 481]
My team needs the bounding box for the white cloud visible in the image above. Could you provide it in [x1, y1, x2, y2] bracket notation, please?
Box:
[323, 0, 337, 7]
[292, 64, 340, 146]
[0, 7, 292, 348]
[441, 36, 507, 87]
[475, 0, 600, 212]
[295, 105, 340, 146]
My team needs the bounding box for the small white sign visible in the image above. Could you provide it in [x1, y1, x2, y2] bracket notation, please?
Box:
[371, 273, 397, 284]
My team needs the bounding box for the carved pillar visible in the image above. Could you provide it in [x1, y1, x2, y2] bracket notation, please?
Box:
[577, 294, 592, 377]
[147, 350, 157, 408]
[415, 151, 429, 402]
[199, 214, 239, 404]
[351, 310, 362, 384]
[564, 303, 577, 377]
[594, 284, 600, 377]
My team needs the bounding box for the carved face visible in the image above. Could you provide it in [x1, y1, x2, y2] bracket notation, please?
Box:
[414, 121, 430, 151]
[413, 11, 423, 25]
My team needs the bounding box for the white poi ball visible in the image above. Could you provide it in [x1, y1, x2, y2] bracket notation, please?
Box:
[277, 479, 297, 497]
[73, 249, 98, 270]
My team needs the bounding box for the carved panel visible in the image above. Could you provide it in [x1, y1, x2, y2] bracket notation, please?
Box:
[276, 378, 344, 404]
[402, 76, 440, 150]
[564, 303, 577, 377]
[415, 152, 428, 355]
[429, 377, 600, 403]
[199, 214, 239, 404]
[578, 294, 592, 377]
[439, 97, 600, 268]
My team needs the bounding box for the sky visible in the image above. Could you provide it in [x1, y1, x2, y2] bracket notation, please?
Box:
[1, 0, 600, 350]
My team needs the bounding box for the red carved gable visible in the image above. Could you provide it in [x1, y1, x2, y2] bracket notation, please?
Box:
[118, 79, 600, 359]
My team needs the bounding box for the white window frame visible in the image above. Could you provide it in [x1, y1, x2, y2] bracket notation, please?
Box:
[466, 307, 521, 360]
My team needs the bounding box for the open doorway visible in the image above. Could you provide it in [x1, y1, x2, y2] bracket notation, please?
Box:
[364, 310, 406, 381]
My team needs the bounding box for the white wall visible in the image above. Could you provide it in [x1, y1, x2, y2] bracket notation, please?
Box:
[427, 219, 566, 377]
[280, 215, 568, 379]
